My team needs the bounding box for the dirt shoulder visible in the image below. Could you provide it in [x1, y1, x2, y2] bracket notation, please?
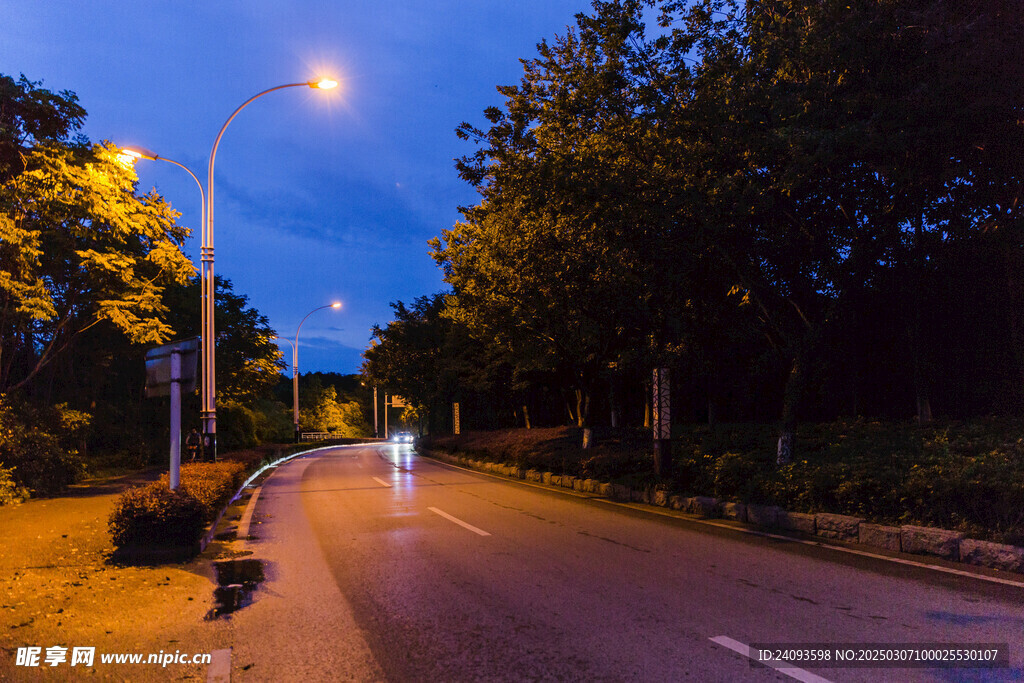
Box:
[0, 471, 231, 681]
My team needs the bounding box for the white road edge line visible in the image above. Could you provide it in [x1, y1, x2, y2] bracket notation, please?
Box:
[372, 476, 392, 488]
[428, 507, 491, 536]
[236, 487, 262, 540]
[710, 636, 833, 683]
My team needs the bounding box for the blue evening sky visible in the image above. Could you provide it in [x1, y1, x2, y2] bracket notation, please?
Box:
[1, 1, 594, 373]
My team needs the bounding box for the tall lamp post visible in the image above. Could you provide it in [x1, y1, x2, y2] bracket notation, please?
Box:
[203, 78, 339, 458]
[288, 303, 342, 441]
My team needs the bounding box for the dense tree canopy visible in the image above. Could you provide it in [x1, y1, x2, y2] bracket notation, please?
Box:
[418, 0, 1024, 461]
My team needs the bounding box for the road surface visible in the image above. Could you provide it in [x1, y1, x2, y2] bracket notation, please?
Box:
[224, 443, 1024, 681]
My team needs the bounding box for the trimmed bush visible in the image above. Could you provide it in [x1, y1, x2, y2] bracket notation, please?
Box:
[108, 483, 208, 548]
[157, 462, 246, 518]
[109, 461, 246, 549]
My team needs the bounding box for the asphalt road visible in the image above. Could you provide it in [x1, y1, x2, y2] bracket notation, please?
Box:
[226, 443, 1024, 682]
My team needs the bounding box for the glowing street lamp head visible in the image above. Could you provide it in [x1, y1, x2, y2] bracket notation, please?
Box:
[120, 146, 159, 162]
[331, 302, 342, 309]
[311, 78, 339, 90]
[115, 151, 139, 168]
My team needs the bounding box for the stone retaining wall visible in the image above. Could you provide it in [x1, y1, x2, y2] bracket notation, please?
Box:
[423, 448, 1024, 576]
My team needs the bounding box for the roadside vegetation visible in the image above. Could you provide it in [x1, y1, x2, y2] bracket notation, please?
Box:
[366, 0, 1024, 542]
[427, 418, 1024, 545]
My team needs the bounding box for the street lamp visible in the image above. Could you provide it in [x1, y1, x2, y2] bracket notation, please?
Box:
[288, 302, 342, 441]
[203, 77, 339, 457]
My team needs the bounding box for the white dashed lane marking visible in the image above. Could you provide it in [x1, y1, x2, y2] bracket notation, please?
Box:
[428, 507, 491, 537]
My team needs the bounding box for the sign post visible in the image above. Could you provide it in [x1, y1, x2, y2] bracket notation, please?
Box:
[145, 338, 199, 490]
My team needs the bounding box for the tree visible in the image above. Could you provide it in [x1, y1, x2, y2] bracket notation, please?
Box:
[0, 74, 193, 393]
[0, 73, 86, 183]
[433, 2, 705, 427]
[161, 276, 285, 405]
[363, 294, 517, 432]
[298, 377, 371, 437]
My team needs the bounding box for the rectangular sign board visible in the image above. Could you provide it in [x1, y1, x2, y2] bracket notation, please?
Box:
[145, 337, 200, 398]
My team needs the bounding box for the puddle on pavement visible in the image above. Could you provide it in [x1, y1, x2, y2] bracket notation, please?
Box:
[205, 558, 264, 619]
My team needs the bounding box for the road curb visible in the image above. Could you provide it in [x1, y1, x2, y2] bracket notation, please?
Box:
[419, 446, 1024, 585]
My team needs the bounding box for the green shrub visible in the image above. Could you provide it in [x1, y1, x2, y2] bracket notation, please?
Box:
[0, 396, 89, 495]
[109, 461, 246, 549]
[712, 451, 774, 503]
[108, 483, 208, 548]
[0, 462, 29, 505]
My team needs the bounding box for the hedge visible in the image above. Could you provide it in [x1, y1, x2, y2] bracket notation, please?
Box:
[109, 461, 245, 549]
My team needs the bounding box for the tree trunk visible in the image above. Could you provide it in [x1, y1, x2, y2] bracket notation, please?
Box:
[776, 354, 803, 465]
[522, 404, 531, 430]
[574, 389, 589, 428]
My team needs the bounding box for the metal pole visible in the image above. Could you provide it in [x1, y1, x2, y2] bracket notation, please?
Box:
[384, 395, 389, 440]
[204, 82, 320, 461]
[292, 303, 341, 443]
[373, 385, 378, 438]
[293, 343, 300, 442]
[169, 350, 182, 490]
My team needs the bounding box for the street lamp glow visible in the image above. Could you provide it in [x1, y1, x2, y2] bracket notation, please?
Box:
[289, 302, 344, 441]
[121, 146, 159, 161]
[203, 76, 340, 457]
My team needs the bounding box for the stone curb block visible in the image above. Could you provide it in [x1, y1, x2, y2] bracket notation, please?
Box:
[610, 484, 630, 501]
[686, 496, 719, 518]
[859, 523, 902, 552]
[959, 539, 1024, 573]
[901, 525, 962, 561]
[777, 511, 816, 535]
[815, 512, 863, 541]
[721, 501, 747, 522]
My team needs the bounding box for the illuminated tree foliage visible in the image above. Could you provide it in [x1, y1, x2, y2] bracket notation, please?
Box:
[0, 74, 194, 393]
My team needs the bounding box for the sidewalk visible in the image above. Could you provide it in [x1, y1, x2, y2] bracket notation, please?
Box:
[0, 471, 230, 681]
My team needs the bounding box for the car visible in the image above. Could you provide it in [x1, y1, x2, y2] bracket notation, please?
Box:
[391, 431, 415, 444]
